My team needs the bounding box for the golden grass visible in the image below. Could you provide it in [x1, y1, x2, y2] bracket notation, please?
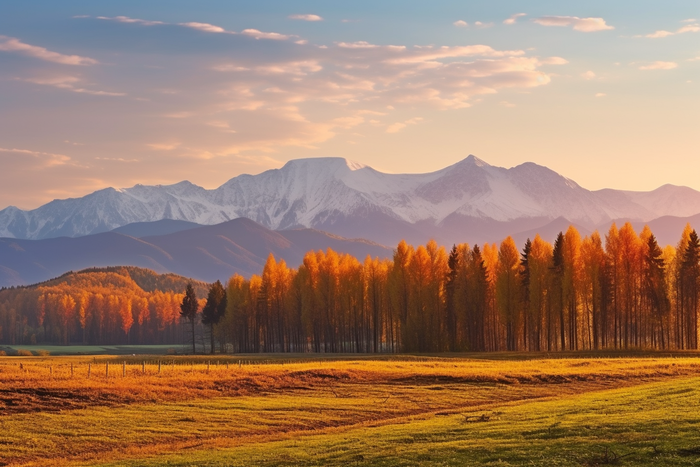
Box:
[1, 355, 700, 466]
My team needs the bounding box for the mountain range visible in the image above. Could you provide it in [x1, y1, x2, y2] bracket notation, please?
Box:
[2, 156, 700, 248]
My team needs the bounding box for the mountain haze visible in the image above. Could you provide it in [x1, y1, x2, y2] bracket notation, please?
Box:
[2, 156, 700, 246]
[0, 218, 391, 287]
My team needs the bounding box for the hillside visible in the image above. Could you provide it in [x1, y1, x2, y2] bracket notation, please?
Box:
[0, 266, 207, 346]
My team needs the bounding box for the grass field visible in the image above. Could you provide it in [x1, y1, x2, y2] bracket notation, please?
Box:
[2, 353, 700, 466]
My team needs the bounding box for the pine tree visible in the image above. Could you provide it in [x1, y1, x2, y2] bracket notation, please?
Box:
[180, 283, 199, 354]
[202, 280, 227, 354]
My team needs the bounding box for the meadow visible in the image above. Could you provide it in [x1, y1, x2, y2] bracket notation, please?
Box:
[2, 353, 700, 466]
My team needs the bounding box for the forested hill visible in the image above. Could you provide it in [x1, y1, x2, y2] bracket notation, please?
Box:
[0, 267, 208, 346]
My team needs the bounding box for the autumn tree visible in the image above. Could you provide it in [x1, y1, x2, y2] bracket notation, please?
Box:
[496, 236, 520, 351]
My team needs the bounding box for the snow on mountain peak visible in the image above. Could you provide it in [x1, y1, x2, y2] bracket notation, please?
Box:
[3, 155, 700, 241]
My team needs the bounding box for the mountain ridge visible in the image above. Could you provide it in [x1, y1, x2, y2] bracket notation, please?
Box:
[2, 155, 700, 246]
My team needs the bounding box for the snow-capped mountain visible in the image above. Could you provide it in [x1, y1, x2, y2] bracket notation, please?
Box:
[2, 155, 700, 246]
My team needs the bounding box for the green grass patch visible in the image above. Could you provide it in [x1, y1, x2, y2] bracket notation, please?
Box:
[90, 376, 700, 466]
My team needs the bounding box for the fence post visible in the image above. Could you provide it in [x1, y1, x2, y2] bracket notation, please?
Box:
[88, 363, 91, 378]
[105, 362, 109, 378]
[71, 362, 74, 377]
[142, 361, 145, 374]
[158, 361, 161, 374]
[49, 365, 53, 377]
[123, 361, 126, 377]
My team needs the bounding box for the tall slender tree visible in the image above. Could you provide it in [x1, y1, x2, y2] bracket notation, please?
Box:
[180, 283, 199, 354]
[202, 280, 227, 354]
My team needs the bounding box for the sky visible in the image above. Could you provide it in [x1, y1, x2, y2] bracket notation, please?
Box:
[0, 0, 698, 210]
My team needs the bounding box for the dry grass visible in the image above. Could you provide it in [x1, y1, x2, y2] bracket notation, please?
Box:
[1, 355, 700, 466]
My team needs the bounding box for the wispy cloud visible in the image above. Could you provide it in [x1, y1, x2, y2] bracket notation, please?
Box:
[639, 61, 678, 70]
[147, 143, 181, 151]
[179, 22, 228, 33]
[94, 15, 294, 40]
[534, 16, 614, 32]
[453, 20, 492, 29]
[241, 29, 292, 40]
[386, 117, 423, 133]
[289, 14, 323, 21]
[504, 13, 527, 25]
[582, 70, 596, 80]
[96, 16, 164, 26]
[645, 22, 700, 38]
[0, 147, 72, 167]
[0, 36, 98, 65]
[23, 76, 125, 96]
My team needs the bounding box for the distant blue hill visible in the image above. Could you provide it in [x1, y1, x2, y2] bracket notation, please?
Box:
[0, 218, 392, 287]
[111, 219, 203, 238]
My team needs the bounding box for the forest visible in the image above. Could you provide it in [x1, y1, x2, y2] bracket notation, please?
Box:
[2, 222, 700, 353]
[0, 267, 208, 346]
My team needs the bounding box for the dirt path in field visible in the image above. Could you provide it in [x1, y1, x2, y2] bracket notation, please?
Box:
[3, 371, 695, 467]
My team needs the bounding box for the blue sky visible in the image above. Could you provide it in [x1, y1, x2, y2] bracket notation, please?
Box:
[0, 1, 698, 209]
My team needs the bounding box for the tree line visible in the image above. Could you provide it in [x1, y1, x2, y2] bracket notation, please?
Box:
[2, 223, 700, 353]
[204, 222, 700, 353]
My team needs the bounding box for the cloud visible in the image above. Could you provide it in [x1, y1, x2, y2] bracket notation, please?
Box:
[0, 147, 72, 167]
[504, 13, 527, 25]
[645, 22, 699, 38]
[678, 24, 700, 33]
[241, 29, 292, 40]
[582, 70, 596, 80]
[147, 143, 181, 151]
[681, 18, 697, 23]
[384, 45, 524, 65]
[96, 16, 164, 26]
[289, 14, 323, 21]
[179, 22, 228, 33]
[23, 76, 125, 96]
[0, 19, 572, 207]
[639, 61, 678, 70]
[95, 15, 296, 40]
[454, 20, 468, 27]
[474, 21, 494, 29]
[534, 16, 614, 32]
[595, 92, 606, 97]
[386, 117, 423, 133]
[0, 36, 98, 65]
[336, 41, 382, 49]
